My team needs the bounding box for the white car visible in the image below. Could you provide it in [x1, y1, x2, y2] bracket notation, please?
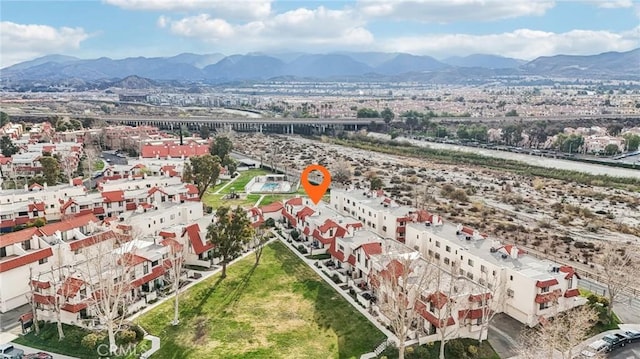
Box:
[580, 339, 608, 357]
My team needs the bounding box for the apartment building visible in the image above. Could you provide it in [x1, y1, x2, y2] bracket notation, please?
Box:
[330, 189, 584, 328]
[98, 175, 183, 193]
[405, 222, 583, 327]
[330, 189, 441, 243]
[0, 182, 86, 222]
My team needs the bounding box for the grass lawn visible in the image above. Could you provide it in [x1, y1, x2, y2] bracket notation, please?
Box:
[93, 160, 105, 170]
[207, 179, 230, 193]
[13, 322, 149, 358]
[219, 169, 270, 194]
[202, 193, 261, 208]
[136, 241, 385, 359]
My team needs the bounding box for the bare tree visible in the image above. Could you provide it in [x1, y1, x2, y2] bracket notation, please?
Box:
[596, 242, 640, 317]
[330, 160, 352, 187]
[78, 242, 136, 354]
[371, 252, 435, 359]
[475, 269, 507, 344]
[27, 266, 40, 335]
[46, 266, 67, 341]
[252, 225, 270, 266]
[517, 304, 598, 359]
[164, 239, 186, 326]
[433, 265, 468, 359]
[59, 152, 78, 182]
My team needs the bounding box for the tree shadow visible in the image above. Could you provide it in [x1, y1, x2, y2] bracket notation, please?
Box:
[193, 276, 224, 316]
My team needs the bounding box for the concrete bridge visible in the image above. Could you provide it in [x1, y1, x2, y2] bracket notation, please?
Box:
[8, 112, 640, 134]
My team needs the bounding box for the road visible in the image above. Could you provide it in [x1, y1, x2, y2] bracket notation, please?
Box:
[369, 133, 640, 179]
[579, 278, 640, 324]
[609, 342, 640, 359]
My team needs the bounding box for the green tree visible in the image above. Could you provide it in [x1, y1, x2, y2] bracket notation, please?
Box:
[502, 124, 523, 145]
[199, 126, 211, 139]
[357, 108, 380, 118]
[468, 124, 488, 142]
[370, 177, 384, 190]
[607, 124, 623, 136]
[381, 108, 395, 124]
[555, 133, 584, 153]
[39, 156, 61, 185]
[456, 125, 470, 139]
[505, 109, 519, 117]
[210, 136, 235, 172]
[623, 133, 640, 151]
[604, 144, 620, 156]
[1, 136, 18, 157]
[0, 111, 9, 127]
[186, 154, 222, 198]
[206, 206, 253, 278]
[434, 126, 448, 138]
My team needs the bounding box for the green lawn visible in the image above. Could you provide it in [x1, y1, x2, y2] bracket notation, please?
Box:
[93, 160, 105, 170]
[136, 241, 385, 359]
[380, 338, 499, 359]
[208, 179, 230, 193]
[202, 193, 261, 208]
[13, 322, 149, 358]
[219, 169, 270, 194]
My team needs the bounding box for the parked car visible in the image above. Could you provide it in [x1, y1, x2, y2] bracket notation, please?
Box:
[23, 353, 53, 359]
[624, 329, 640, 343]
[580, 339, 608, 357]
[0, 344, 24, 359]
[602, 332, 630, 350]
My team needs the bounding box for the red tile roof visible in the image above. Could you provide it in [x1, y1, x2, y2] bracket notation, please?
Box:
[33, 293, 55, 305]
[261, 202, 283, 213]
[415, 300, 455, 328]
[39, 213, 99, 236]
[468, 293, 492, 303]
[535, 279, 559, 288]
[28, 202, 46, 212]
[131, 265, 166, 287]
[318, 219, 339, 233]
[68, 230, 117, 251]
[312, 229, 332, 245]
[564, 288, 580, 298]
[296, 206, 315, 220]
[160, 237, 183, 253]
[282, 209, 297, 226]
[102, 190, 124, 203]
[535, 289, 562, 303]
[360, 243, 382, 258]
[183, 223, 213, 255]
[328, 240, 344, 262]
[185, 184, 199, 195]
[285, 197, 303, 206]
[31, 280, 51, 289]
[461, 226, 475, 235]
[58, 277, 84, 297]
[72, 177, 84, 186]
[415, 210, 433, 223]
[0, 219, 16, 229]
[0, 227, 40, 247]
[459, 308, 484, 320]
[119, 253, 147, 266]
[500, 245, 526, 256]
[61, 302, 88, 313]
[347, 255, 356, 266]
[429, 291, 450, 309]
[141, 143, 209, 159]
[61, 198, 76, 212]
[0, 248, 53, 273]
[159, 231, 176, 238]
[559, 266, 580, 279]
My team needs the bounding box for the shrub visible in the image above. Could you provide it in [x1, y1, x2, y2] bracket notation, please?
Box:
[116, 329, 137, 344]
[297, 245, 308, 254]
[331, 274, 341, 284]
[81, 333, 100, 349]
[130, 324, 145, 341]
[468, 344, 478, 356]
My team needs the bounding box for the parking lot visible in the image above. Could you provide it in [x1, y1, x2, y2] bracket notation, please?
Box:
[610, 342, 640, 359]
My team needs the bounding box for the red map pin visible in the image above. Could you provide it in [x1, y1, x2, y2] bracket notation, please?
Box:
[301, 164, 332, 204]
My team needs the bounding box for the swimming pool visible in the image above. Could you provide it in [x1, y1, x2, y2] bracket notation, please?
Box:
[261, 182, 279, 191]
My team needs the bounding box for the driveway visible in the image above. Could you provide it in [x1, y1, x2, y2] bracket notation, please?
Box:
[488, 313, 525, 359]
[609, 342, 640, 359]
[10, 343, 79, 359]
[0, 303, 29, 332]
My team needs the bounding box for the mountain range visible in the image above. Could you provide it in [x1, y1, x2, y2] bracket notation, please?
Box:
[1, 49, 638, 86]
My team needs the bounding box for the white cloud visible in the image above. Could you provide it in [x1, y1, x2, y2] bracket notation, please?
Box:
[104, 0, 272, 19]
[377, 27, 640, 60]
[358, 0, 555, 23]
[0, 21, 89, 67]
[592, 0, 634, 8]
[164, 6, 374, 51]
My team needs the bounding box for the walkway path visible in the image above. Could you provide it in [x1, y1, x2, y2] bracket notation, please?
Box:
[140, 333, 160, 359]
[253, 194, 265, 207]
[213, 176, 240, 195]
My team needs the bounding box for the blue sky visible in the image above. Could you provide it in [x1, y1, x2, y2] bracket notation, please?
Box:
[1, 0, 639, 67]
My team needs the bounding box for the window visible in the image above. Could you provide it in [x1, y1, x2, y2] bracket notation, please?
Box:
[80, 288, 86, 297]
[507, 289, 514, 298]
[365, 258, 369, 267]
[22, 240, 31, 250]
[481, 265, 487, 273]
[444, 258, 450, 265]
[143, 265, 149, 274]
[434, 253, 440, 260]
[541, 286, 549, 293]
[435, 241, 440, 248]
[428, 250, 434, 257]
[459, 269, 465, 276]
[568, 277, 573, 288]
[151, 260, 159, 267]
[487, 283, 493, 290]
[106, 203, 112, 209]
[445, 245, 451, 252]
[539, 302, 550, 310]
[39, 257, 48, 265]
[510, 275, 513, 281]
[382, 225, 387, 232]
[479, 278, 486, 285]
[467, 272, 473, 280]
[467, 259, 474, 267]
[492, 270, 497, 277]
